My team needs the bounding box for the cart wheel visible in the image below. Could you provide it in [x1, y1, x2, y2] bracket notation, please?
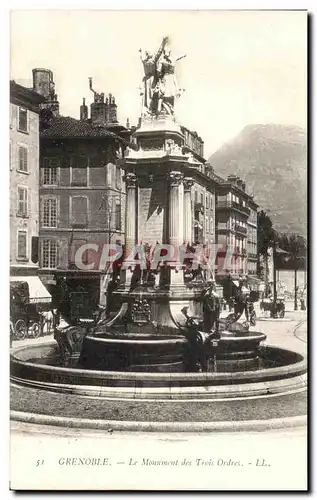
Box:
[31, 322, 41, 339]
[14, 319, 27, 340]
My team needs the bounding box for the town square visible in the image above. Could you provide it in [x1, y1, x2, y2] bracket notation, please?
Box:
[9, 10, 307, 491]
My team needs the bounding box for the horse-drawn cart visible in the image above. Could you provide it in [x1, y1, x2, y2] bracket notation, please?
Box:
[10, 277, 52, 340]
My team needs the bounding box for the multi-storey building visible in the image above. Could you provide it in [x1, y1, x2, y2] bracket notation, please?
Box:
[10, 80, 52, 302]
[10, 81, 44, 277]
[180, 128, 217, 248]
[215, 174, 257, 278]
[247, 199, 258, 275]
[35, 69, 131, 311]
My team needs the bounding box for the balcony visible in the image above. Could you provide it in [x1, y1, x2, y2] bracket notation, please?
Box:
[233, 247, 247, 256]
[217, 222, 232, 231]
[216, 200, 250, 215]
[234, 223, 247, 235]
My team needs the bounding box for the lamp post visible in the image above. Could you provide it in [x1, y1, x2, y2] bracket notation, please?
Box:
[270, 240, 278, 319]
[294, 267, 298, 311]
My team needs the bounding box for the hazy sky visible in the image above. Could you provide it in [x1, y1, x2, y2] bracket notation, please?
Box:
[10, 10, 307, 155]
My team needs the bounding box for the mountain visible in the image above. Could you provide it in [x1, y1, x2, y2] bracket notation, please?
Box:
[208, 124, 307, 236]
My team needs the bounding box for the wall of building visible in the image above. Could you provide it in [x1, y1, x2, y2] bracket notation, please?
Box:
[39, 139, 126, 272]
[215, 185, 254, 276]
[192, 180, 215, 246]
[247, 206, 258, 274]
[10, 102, 40, 273]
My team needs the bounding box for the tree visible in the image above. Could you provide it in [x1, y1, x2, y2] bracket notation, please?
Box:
[257, 210, 278, 286]
[257, 210, 278, 255]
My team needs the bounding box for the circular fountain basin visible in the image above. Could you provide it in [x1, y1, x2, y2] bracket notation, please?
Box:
[214, 330, 267, 371]
[78, 329, 267, 373]
[80, 333, 187, 373]
[10, 341, 307, 401]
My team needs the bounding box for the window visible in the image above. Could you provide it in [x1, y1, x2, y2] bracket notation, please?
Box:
[18, 146, 28, 172]
[71, 156, 88, 186]
[18, 107, 28, 133]
[42, 239, 57, 269]
[43, 198, 57, 228]
[206, 195, 209, 209]
[31, 236, 39, 264]
[17, 187, 28, 217]
[194, 191, 198, 203]
[115, 200, 121, 230]
[43, 158, 59, 185]
[200, 193, 204, 205]
[17, 230, 27, 259]
[71, 196, 88, 228]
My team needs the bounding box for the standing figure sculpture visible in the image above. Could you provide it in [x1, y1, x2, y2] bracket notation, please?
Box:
[202, 279, 221, 334]
[139, 36, 186, 116]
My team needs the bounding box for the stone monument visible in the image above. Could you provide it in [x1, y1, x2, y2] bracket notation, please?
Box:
[101, 37, 211, 339]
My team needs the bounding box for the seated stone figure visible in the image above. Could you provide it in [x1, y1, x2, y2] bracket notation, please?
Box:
[181, 304, 220, 372]
[54, 321, 89, 366]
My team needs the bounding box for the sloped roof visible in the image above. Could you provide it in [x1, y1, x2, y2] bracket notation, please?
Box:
[40, 116, 122, 140]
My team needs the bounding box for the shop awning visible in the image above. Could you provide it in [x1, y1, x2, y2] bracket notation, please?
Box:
[10, 276, 52, 303]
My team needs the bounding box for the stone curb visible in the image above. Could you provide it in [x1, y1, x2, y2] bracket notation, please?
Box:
[10, 410, 307, 433]
[256, 318, 292, 322]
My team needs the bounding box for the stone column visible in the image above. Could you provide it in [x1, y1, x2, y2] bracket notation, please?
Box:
[168, 171, 184, 248]
[183, 177, 194, 244]
[124, 173, 137, 258]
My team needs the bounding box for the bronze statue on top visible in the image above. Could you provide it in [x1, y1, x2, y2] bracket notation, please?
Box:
[139, 36, 186, 116]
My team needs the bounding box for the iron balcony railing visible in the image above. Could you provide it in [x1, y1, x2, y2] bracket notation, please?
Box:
[216, 200, 250, 215]
[234, 223, 248, 235]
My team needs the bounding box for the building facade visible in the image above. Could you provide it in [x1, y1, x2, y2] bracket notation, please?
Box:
[180, 129, 216, 248]
[247, 199, 258, 275]
[35, 70, 131, 311]
[10, 81, 44, 277]
[215, 174, 257, 278]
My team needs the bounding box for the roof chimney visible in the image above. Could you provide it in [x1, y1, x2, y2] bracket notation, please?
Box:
[89, 77, 107, 125]
[80, 97, 88, 121]
[32, 68, 59, 116]
[107, 93, 118, 123]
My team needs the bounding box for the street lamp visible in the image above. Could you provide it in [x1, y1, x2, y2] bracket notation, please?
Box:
[270, 241, 289, 319]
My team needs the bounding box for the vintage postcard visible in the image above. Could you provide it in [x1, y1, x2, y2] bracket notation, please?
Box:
[9, 9, 307, 491]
